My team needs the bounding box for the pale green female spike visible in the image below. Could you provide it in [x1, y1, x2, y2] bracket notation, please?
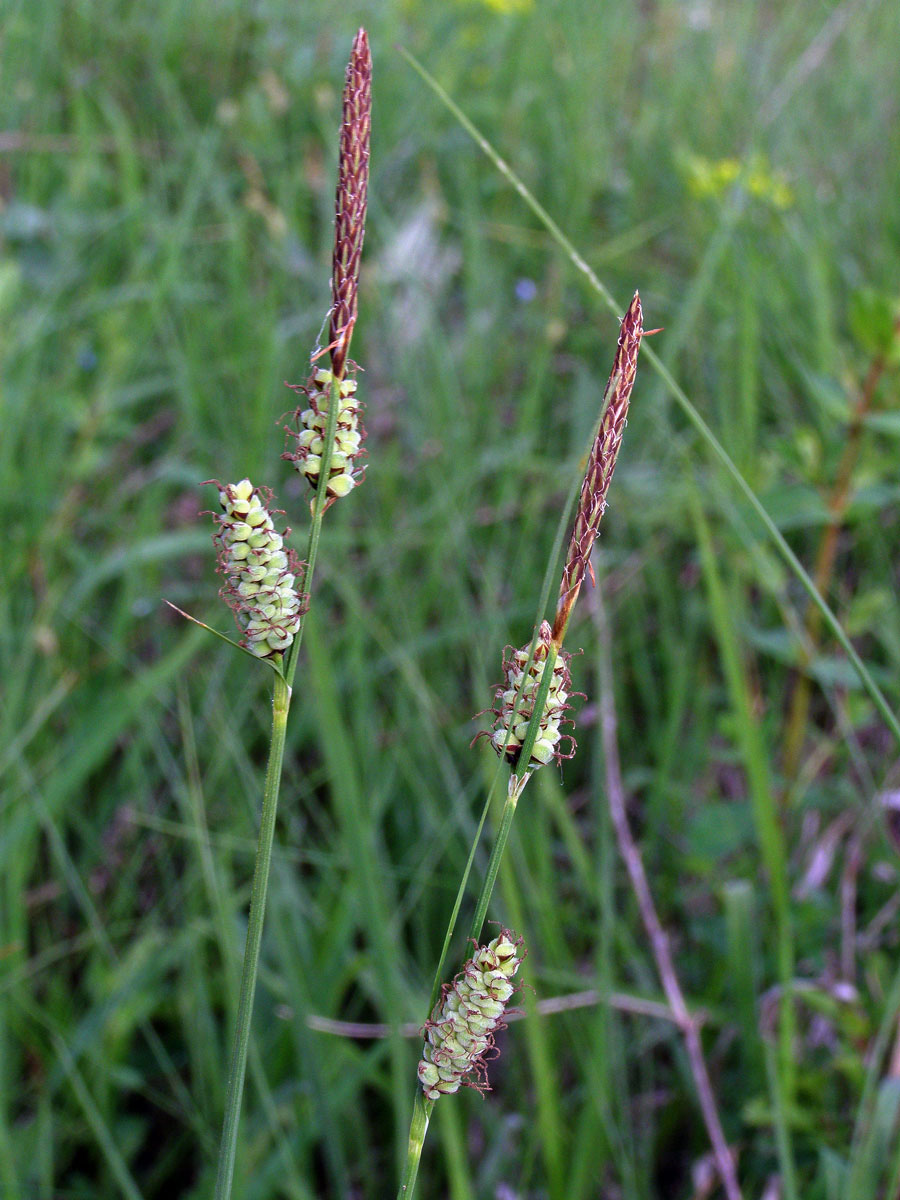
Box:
[284, 368, 366, 503]
[486, 620, 577, 772]
[417, 929, 524, 1101]
[211, 480, 307, 659]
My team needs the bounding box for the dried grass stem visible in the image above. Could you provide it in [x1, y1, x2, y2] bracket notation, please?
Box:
[592, 586, 742, 1200]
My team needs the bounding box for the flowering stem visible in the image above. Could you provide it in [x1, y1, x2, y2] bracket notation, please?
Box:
[397, 639, 557, 1199]
[467, 652, 554, 946]
[214, 672, 289, 1200]
[396, 280, 637, 1191]
[214, 369, 344, 1199]
[397, 262, 635, 1200]
[468, 774, 527, 934]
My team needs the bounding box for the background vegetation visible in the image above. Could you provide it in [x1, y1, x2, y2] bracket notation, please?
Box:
[3, 0, 900, 1196]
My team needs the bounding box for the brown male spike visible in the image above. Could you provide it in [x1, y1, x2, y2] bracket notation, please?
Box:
[478, 293, 644, 776]
[330, 28, 371, 380]
[552, 291, 643, 646]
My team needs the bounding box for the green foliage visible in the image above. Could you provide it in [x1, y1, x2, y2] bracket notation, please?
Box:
[3, 0, 900, 1196]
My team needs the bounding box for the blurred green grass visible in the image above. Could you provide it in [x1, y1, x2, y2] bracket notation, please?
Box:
[3, 0, 900, 1196]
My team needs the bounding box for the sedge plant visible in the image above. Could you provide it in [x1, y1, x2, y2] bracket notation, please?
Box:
[395, 58, 900, 1188]
[170, 30, 372, 1200]
[398, 295, 645, 1197]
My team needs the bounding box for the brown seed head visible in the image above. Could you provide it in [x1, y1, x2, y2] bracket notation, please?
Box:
[552, 292, 643, 644]
[330, 28, 371, 380]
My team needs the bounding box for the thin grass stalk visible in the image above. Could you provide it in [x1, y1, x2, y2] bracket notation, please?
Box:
[468, 771, 533, 938]
[845, 958, 900, 1196]
[29, 760, 210, 1149]
[178, 686, 306, 1190]
[764, 1040, 799, 1200]
[396, 442, 567, 1199]
[214, 253, 354, 1200]
[214, 313, 360, 1200]
[214, 31, 370, 1197]
[213, 672, 289, 1200]
[691, 495, 796, 1108]
[398, 1091, 432, 1197]
[51, 1029, 143, 1200]
[411, 433, 590, 1014]
[214, 365, 350, 1199]
[398, 45, 900, 753]
[782, 325, 897, 781]
[403, 455, 584, 1056]
[399, 299, 642, 1197]
[397, 634, 563, 1196]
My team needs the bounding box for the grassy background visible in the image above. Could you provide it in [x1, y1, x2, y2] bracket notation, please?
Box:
[3, 0, 900, 1196]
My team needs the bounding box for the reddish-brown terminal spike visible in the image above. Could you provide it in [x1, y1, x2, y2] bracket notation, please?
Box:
[552, 291, 643, 645]
[330, 28, 371, 380]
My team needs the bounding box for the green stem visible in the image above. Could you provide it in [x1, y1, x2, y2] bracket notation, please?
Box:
[397, 1090, 433, 1198]
[409, 439, 583, 1020]
[214, 671, 290, 1200]
[466, 635, 554, 945]
[397, 641, 559, 1198]
[692, 496, 796, 1110]
[467, 773, 527, 944]
[214, 370, 345, 1198]
[395, 304, 592, 1194]
[391, 186, 613, 1183]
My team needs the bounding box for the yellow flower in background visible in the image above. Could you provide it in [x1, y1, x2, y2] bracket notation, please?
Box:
[684, 151, 794, 210]
[401, 0, 533, 16]
[743, 157, 794, 209]
[474, 0, 534, 11]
